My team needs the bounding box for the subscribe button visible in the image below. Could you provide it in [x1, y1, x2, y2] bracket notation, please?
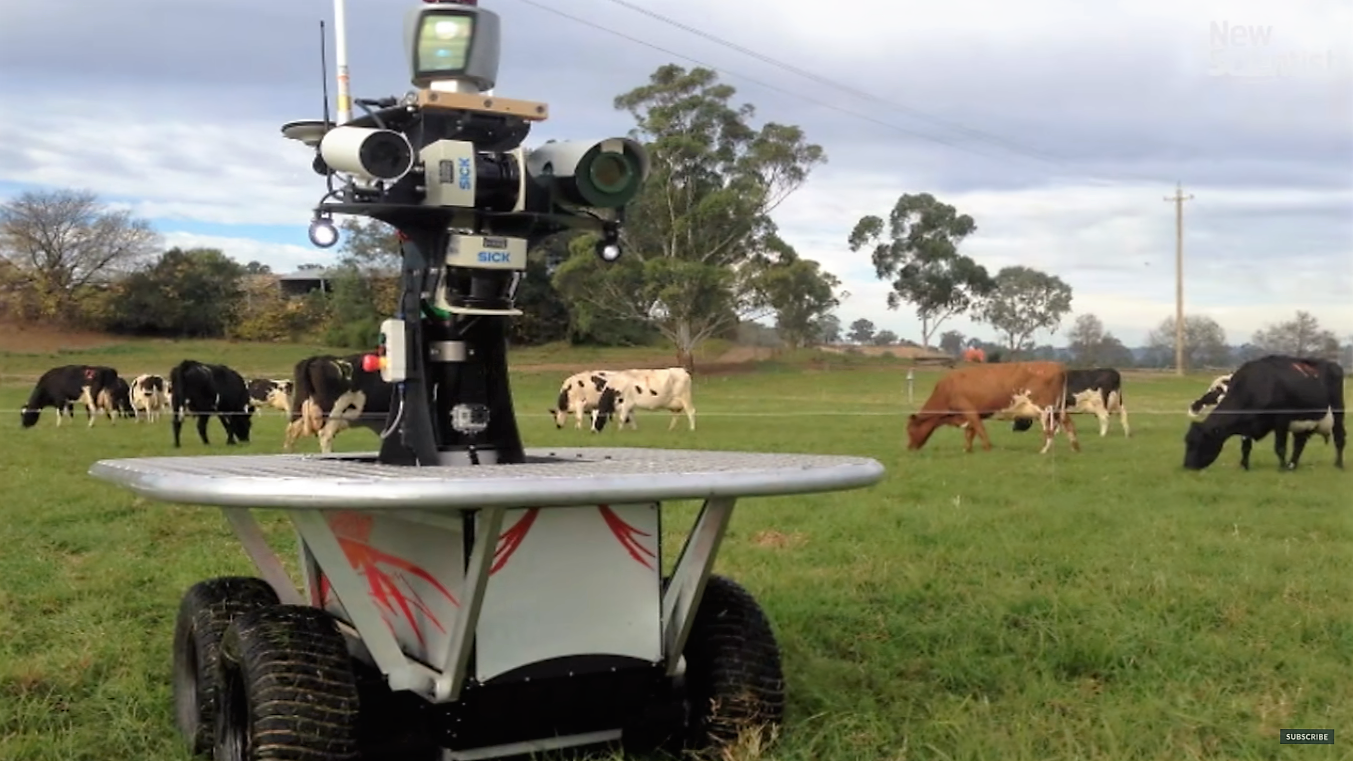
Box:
[1281, 729, 1334, 744]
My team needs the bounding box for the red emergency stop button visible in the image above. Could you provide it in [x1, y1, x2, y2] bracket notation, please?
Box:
[362, 353, 382, 372]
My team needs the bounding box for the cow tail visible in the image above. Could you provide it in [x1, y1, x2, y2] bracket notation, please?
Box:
[169, 364, 187, 422]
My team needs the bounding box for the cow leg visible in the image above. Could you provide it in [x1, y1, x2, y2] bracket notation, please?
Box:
[196, 414, 211, 445]
[685, 405, 696, 431]
[960, 412, 991, 452]
[1288, 431, 1314, 470]
[962, 422, 978, 451]
[220, 414, 237, 445]
[1333, 409, 1347, 469]
[1096, 405, 1110, 437]
[1272, 428, 1290, 470]
[1041, 408, 1080, 454]
[1118, 399, 1131, 437]
[1239, 437, 1253, 470]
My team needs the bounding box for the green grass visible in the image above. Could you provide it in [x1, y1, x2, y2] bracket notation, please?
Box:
[1, 343, 1348, 761]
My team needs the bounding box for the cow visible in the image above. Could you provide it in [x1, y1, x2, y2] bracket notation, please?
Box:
[591, 368, 697, 433]
[548, 370, 634, 430]
[248, 378, 294, 413]
[168, 360, 254, 447]
[1183, 355, 1345, 471]
[283, 354, 394, 454]
[1186, 370, 1332, 454]
[129, 374, 169, 422]
[1011, 367, 1130, 437]
[907, 361, 1081, 454]
[1187, 373, 1232, 419]
[80, 376, 135, 425]
[21, 365, 90, 428]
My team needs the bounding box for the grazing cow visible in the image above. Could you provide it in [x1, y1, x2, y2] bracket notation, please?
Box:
[283, 354, 394, 453]
[169, 360, 254, 447]
[80, 376, 135, 425]
[1186, 370, 1333, 452]
[129, 374, 169, 422]
[247, 378, 294, 413]
[1183, 355, 1345, 471]
[21, 365, 90, 427]
[907, 361, 1080, 454]
[592, 368, 696, 432]
[1011, 367, 1130, 437]
[548, 370, 634, 429]
[1187, 373, 1232, 419]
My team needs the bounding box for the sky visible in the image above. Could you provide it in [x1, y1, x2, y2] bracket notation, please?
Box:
[1, 0, 1350, 347]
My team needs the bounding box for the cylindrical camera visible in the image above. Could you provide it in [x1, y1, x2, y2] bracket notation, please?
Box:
[319, 126, 415, 182]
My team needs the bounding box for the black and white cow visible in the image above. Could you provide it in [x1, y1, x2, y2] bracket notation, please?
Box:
[283, 354, 394, 453]
[168, 360, 254, 447]
[1186, 373, 1232, 419]
[81, 375, 136, 424]
[1011, 367, 1130, 437]
[548, 370, 633, 430]
[592, 367, 696, 432]
[247, 378, 294, 413]
[21, 364, 90, 427]
[129, 374, 169, 422]
[1184, 355, 1345, 471]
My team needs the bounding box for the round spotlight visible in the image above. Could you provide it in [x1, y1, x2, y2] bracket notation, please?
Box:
[308, 218, 339, 248]
[595, 240, 622, 262]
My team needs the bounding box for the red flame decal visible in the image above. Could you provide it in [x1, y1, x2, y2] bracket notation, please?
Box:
[598, 504, 656, 569]
[492, 508, 540, 574]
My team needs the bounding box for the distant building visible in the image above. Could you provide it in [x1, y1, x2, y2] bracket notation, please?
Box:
[273, 266, 399, 298]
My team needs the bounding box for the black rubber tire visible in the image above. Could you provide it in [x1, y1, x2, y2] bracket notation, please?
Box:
[681, 574, 786, 754]
[173, 577, 281, 756]
[214, 605, 361, 761]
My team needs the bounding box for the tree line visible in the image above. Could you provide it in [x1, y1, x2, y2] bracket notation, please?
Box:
[0, 62, 1345, 371]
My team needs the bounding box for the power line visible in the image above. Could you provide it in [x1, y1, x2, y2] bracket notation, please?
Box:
[506, 0, 1162, 188]
[600, 0, 1114, 173]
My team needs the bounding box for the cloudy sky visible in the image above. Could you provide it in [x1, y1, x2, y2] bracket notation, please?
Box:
[1, 0, 1349, 346]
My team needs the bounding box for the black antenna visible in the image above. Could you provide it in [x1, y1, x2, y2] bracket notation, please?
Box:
[319, 19, 332, 129]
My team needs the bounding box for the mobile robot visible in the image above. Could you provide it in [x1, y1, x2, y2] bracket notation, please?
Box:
[90, 2, 886, 758]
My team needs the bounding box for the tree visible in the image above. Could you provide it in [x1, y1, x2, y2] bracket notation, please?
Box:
[1251, 311, 1340, 358]
[106, 248, 244, 337]
[242, 260, 272, 274]
[847, 193, 993, 348]
[1065, 313, 1108, 366]
[1098, 334, 1135, 368]
[0, 188, 159, 321]
[938, 329, 966, 356]
[977, 266, 1073, 356]
[1145, 315, 1230, 369]
[336, 217, 401, 271]
[817, 313, 842, 344]
[872, 330, 898, 346]
[551, 64, 827, 371]
[847, 318, 875, 344]
[751, 237, 841, 349]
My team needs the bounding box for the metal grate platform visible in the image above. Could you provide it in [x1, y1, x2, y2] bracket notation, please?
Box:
[88, 448, 886, 510]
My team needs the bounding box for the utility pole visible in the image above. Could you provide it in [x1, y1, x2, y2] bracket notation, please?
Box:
[1165, 182, 1193, 375]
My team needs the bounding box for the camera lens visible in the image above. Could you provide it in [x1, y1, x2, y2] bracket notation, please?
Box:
[589, 153, 632, 193]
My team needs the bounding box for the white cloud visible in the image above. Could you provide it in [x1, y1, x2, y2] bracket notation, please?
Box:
[775, 171, 1353, 345]
[2, 0, 1349, 349]
[160, 232, 326, 273]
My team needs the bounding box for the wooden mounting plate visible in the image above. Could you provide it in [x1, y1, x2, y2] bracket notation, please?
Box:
[415, 89, 550, 121]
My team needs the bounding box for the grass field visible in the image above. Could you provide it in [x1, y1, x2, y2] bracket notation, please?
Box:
[1, 338, 1348, 761]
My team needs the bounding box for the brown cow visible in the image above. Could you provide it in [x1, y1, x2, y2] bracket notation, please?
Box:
[907, 361, 1081, 454]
